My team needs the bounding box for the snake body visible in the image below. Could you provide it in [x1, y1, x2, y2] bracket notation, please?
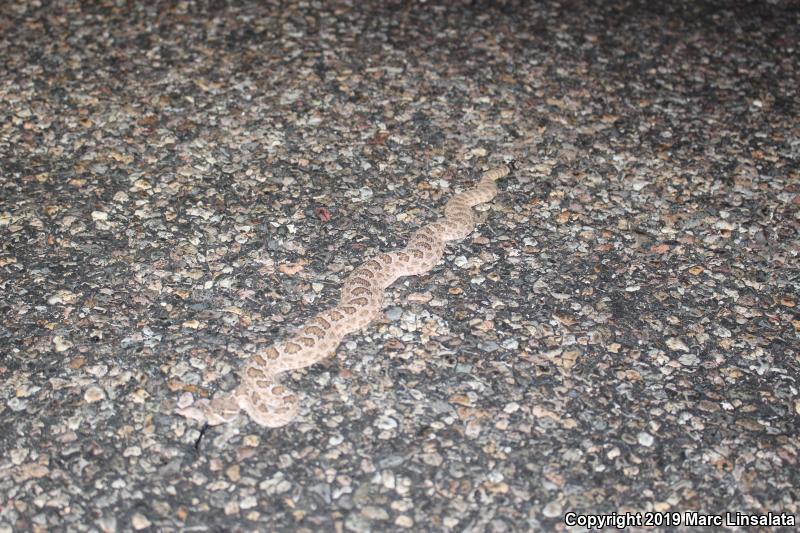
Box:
[177, 164, 511, 427]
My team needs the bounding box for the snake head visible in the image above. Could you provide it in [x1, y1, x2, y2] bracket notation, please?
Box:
[176, 394, 241, 426]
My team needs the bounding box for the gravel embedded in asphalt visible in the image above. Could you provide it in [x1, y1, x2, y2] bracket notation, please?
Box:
[1, 1, 798, 531]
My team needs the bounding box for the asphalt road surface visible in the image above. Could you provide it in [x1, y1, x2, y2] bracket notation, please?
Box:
[1, 1, 797, 531]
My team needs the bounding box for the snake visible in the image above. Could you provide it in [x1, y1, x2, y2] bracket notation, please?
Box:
[176, 163, 512, 428]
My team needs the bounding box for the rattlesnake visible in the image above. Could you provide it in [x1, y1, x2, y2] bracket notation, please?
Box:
[177, 163, 512, 428]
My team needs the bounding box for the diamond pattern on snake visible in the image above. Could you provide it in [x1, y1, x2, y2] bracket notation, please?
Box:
[177, 164, 512, 428]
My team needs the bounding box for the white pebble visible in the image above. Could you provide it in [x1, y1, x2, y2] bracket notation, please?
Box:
[542, 500, 563, 517]
[53, 336, 73, 352]
[131, 513, 151, 530]
[84, 386, 106, 403]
